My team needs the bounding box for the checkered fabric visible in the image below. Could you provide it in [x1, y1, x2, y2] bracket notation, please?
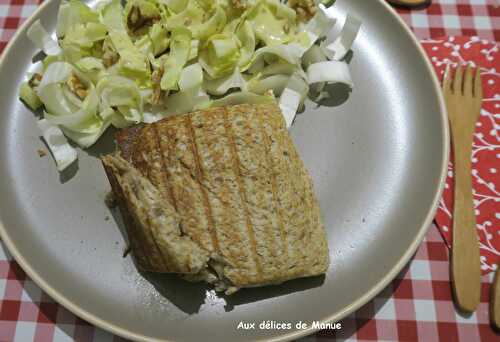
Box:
[0, 0, 499, 341]
[396, 0, 500, 41]
[304, 228, 499, 342]
[0, 247, 127, 342]
[0, 0, 40, 52]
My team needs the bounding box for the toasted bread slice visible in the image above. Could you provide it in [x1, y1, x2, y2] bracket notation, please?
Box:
[103, 103, 329, 293]
[102, 154, 210, 274]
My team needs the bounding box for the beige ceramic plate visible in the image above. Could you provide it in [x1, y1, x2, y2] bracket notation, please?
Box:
[0, 0, 448, 341]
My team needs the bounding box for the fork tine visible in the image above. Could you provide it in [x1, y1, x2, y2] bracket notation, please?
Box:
[474, 67, 483, 99]
[442, 64, 452, 93]
[453, 64, 464, 95]
[463, 64, 474, 97]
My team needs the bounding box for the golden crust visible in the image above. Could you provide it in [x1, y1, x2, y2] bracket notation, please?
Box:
[105, 103, 329, 289]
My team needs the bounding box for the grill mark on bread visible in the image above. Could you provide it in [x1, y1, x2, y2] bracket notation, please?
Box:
[257, 109, 289, 278]
[153, 124, 178, 211]
[242, 107, 278, 268]
[262, 117, 300, 279]
[192, 109, 249, 273]
[116, 125, 143, 161]
[132, 129, 159, 190]
[185, 115, 221, 256]
[141, 128, 174, 270]
[167, 122, 216, 253]
[285, 125, 311, 277]
[105, 103, 330, 288]
[228, 105, 281, 279]
[131, 135, 149, 177]
[222, 107, 263, 280]
[280, 121, 309, 278]
[291, 136, 315, 273]
[162, 124, 193, 269]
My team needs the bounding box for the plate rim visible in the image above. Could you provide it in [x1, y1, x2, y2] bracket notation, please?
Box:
[0, 0, 449, 341]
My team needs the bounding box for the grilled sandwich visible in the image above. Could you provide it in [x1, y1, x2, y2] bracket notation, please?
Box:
[102, 103, 329, 294]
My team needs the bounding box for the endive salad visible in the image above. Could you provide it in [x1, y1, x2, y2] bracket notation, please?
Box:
[20, 0, 360, 171]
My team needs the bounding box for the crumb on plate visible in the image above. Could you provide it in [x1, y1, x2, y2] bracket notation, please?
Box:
[123, 245, 132, 258]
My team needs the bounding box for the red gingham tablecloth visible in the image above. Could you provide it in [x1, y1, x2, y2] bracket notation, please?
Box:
[0, 0, 499, 341]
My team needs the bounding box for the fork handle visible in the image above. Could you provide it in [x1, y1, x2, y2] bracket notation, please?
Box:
[451, 137, 481, 313]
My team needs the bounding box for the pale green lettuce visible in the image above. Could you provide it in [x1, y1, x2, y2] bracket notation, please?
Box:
[21, 0, 359, 170]
[203, 67, 247, 95]
[199, 32, 240, 78]
[102, 0, 151, 86]
[211, 91, 275, 107]
[35, 62, 108, 147]
[236, 21, 256, 70]
[19, 82, 42, 110]
[149, 23, 169, 56]
[160, 27, 192, 90]
[246, 1, 293, 46]
[163, 62, 210, 116]
[96, 75, 143, 123]
[56, 0, 99, 38]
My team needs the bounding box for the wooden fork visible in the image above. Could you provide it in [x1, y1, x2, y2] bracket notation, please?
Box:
[442, 64, 482, 313]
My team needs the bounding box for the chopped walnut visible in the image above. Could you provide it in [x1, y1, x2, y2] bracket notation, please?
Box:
[28, 73, 42, 88]
[150, 66, 164, 105]
[127, 5, 160, 34]
[102, 38, 119, 68]
[231, 0, 247, 10]
[288, 0, 317, 22]
[37, 149, 47, 157]
[66, 73, 88, 100]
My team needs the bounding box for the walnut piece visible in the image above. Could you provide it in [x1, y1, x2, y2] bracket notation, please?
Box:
[127, 5, 160, 34]
[231, 0, 247, 10]
[288, 0, 317, 22]
[37, 149, 47, 157]
[28, 73, 42, 88]
[66, 73, 88, 100]
[102, 38, 119, 68]
[66, 73, 88, 99]
[150, 66, 164, 105]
